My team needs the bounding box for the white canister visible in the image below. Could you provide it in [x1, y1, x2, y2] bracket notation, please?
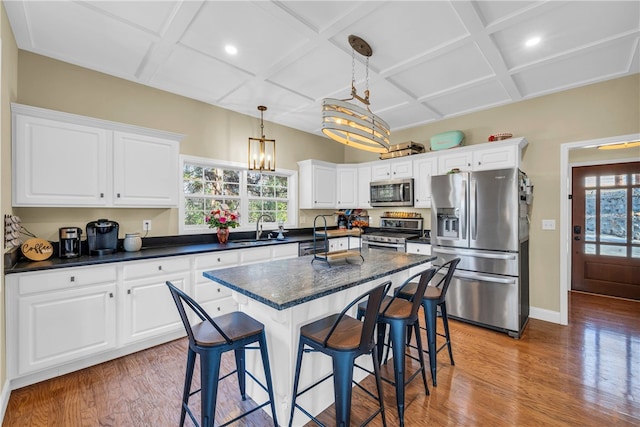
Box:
[123, 233, 142, 252]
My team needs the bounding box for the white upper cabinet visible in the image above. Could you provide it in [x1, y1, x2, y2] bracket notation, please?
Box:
[371, 158, 413, 181]
[336, 165, 358, 208]
[12, 104, 182, 208]
[298, 159, 336, 209]
[437, 138, 527, 174]
[112, 132, 180, 206]
[472, 143, 519, 171]
[12, 113, 110, 206]
[357, 165, 372, 208]
[413, 155, 437, 208]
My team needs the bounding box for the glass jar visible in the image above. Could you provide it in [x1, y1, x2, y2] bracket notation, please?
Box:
[123, 233, 142, 252]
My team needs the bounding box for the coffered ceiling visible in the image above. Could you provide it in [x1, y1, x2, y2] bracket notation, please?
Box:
[5, 1, 640, 138]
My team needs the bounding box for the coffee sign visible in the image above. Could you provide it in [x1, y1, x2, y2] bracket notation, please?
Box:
[21, 238, 54, 261]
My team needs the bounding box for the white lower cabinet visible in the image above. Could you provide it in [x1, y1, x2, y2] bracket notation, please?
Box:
[6, 265, 117, 377]
[406, 242, 432, 255]
[5, 242, 303, 386]
[194, 251, 240, 317]
[121, 256, 190, 344]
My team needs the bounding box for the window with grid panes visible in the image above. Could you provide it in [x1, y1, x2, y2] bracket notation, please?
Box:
[181, 157, 295, 233]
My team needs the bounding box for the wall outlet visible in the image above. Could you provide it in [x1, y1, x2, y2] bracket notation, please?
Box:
[542, 219, 555, 230]
[300, 215, 306, 224]
[143, 220, 152, 231]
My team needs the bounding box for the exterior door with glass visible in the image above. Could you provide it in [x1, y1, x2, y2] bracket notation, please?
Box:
[571, 162, 640, 299]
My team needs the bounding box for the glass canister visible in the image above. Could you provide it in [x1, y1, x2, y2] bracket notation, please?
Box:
[123, 233, 142, 252]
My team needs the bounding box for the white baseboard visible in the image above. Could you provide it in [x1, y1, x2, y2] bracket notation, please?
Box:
[0, 379, 11, 425]
[530, 305, 562, 324]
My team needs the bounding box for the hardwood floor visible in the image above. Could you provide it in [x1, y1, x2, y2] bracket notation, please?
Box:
[3, 291, 639, 426]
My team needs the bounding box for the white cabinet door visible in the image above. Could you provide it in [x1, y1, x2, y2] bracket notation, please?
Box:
[298, 160, 336, 209]
[371, 158, 413, 181]
[357, 165, 372, 208]
[391, 159, 413, 178]
[438, 151, 473, 174]
[122, 257, 190, 344]
[336, 166, 358, 208]
[472, 144, 518, 171]
[413, 156, 437, 208]
[13, 114, 110, 206]
[113, 132, 180, 207]
[371, 163, 391, 181]
[7, 265, 118, 376]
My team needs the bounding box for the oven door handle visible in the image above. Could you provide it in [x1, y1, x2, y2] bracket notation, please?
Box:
[364, 241, 403, 249]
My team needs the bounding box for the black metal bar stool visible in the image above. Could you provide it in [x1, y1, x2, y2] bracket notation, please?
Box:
[166, 281, 278, 427]
[289, 281, 391, 427]
[396, 258, 460, 386]
[356, 268, 436, 427]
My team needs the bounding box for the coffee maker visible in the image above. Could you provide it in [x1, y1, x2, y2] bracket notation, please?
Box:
[86, 219, 119, 256]
[59, 227, 82, 258]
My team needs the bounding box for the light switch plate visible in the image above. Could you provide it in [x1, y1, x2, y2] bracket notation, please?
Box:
[542, 219, 556, 230]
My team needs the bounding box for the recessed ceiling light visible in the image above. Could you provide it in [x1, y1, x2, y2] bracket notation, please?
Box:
[525, 37, 541, 47]
[225, 45, 238, 55]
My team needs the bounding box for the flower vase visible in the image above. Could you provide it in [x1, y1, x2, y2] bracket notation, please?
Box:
[217, 228, 229, 244]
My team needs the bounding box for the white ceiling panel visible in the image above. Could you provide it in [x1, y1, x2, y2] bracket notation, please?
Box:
[427, 79, 511, 117]
[5, 0, 639, 137]
[388, 42, 495, 99]
[268, 41, 353, 100]
[493, 1, 640, 70]
[180, 1, 311, 75]
[513, 38, 639, 97]
[329, 1, 469, 74]
[474, 1, 542, 26]
[21, 1, 154, 78]
[84, 1, 179, 35]
[151, 46, 250, 102]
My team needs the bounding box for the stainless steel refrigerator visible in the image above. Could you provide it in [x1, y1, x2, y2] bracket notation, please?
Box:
[431, 168, 530, 338]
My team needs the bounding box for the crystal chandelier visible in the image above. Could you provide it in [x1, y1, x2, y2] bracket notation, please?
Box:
[322, 35, 390, 153]
[248, 105, 275, 171]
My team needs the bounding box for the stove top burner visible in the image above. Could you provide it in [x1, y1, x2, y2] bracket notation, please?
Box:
[362, 231, 420, 244]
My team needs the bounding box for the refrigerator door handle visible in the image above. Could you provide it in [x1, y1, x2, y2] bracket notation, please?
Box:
[470, 178, 477, 240]
[452, 269, 517, 285]
[461, 179, 467, 239]
[434, 247, 517, 260]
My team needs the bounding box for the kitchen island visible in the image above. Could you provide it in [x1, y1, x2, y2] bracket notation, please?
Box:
[203, 249, 434, 426]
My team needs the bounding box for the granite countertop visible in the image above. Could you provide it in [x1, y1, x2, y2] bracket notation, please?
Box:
[4, 233, 317, 274]
[203, 250, 435, 310]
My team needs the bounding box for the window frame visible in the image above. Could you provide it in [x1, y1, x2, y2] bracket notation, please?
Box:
[179, 155, 298, 235]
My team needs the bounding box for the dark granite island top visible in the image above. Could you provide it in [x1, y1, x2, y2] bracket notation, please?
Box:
[203, 249, 435, 310]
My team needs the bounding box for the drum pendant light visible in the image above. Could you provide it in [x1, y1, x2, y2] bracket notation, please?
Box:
[322, 35, 390, 154]
[248, 105, 276, 171]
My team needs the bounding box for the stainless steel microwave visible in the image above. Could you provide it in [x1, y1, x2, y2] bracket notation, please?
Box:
[370, 178, 414, 207]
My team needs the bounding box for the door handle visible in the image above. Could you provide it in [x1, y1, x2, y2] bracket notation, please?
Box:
[574, 236, 581, 241]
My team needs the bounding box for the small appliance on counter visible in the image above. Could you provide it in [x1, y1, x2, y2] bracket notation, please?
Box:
[59, 227, 82, 258]
[86, 219, 119, 256]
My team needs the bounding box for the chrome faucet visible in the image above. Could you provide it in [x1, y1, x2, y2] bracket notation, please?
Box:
[255, 214, 274, 240]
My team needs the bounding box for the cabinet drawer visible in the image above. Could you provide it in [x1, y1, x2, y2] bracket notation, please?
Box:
[18, 266, 117, 295]
[195, 281, 232, 302]
[194, 251, 240, 269]
[123, 257, 190, 280]
[406, 242, 432, 255]
[200, 296, 237, 318]
[240, 246, 272, 265]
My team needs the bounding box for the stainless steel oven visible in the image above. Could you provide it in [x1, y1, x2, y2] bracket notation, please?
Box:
[362, 238, 406, 252]
[361, 215, 422, 252]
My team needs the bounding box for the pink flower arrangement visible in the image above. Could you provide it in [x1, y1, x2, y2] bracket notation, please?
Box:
[206, 204, 239, 229]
